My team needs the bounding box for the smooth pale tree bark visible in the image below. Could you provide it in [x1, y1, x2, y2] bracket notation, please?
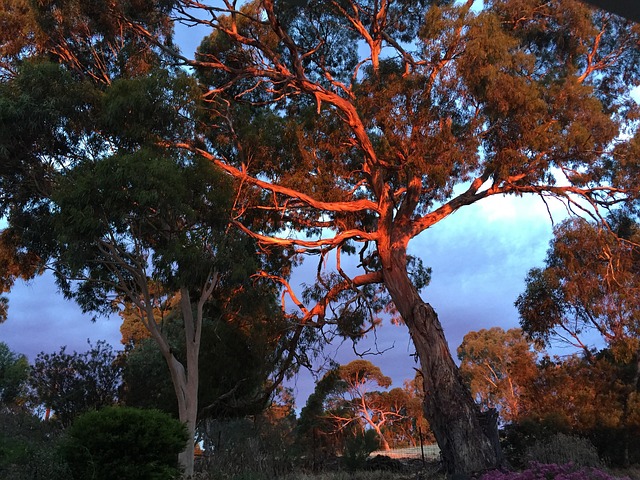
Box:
[133, 279, 218, 476]
[331, 360, 399, 452]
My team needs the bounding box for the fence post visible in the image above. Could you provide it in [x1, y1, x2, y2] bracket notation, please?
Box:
[419, 427, 426, 466]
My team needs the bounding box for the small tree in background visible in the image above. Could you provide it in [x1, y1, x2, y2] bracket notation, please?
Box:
[298, 360, 427, 458]
[0, 342, 29, 412]
[332, 360, 412, 451]
[458, 328, 539, 424]
[29, 341, 121, 426]
[61, 406, 187, 480]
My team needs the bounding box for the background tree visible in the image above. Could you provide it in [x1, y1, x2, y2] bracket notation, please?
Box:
[458, 327, 540, 423]
[331, 360, 397, 451]
[120, 283, 294, 422]
[0, 1, 317, 471]
[306, 360, 417, 451]
[516, 211, 640, 465]
[517, 213, 640, 363]
[383, 377, 433, 447]
[128, 0, 640, 474]
[503, 351, 640, 467]
[28, 341, 122, 426]
[0, 342, 29, 412]
[296, 367, 345, 467]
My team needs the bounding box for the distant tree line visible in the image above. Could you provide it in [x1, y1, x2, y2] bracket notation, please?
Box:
[459, 212, 640, 468]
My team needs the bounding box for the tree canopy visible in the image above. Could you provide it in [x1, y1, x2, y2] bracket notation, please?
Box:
[517, 212, 640, 363]
[1, 0, 640, 475]
[458, 327, 539, 423]
[28, 341, 122, 427]
[0, 342, 29, 411]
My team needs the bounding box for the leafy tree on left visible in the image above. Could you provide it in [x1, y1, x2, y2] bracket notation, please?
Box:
[0, 4, 295, 473]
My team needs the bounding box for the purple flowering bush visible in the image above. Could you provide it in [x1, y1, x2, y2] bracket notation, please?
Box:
[479, 462, 631, 480]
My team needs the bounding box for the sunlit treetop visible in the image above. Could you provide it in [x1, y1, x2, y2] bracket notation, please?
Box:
[152, 0, 640, 331]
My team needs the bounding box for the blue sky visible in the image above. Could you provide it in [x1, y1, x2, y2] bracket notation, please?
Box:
[0, 191, 569, 408]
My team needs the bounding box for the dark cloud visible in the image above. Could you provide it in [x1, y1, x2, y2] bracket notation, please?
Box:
[0, 273, 122, 361]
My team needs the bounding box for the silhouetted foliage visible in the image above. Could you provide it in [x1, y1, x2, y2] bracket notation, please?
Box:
[29, 341, 121, 427]
[0, 342, 29, 411]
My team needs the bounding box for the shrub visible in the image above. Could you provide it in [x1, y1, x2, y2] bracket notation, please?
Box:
[199, 416, 297, 479]
[525, 432, 601, 468]
[0, 411, 69, 480]
[341, 430, 380, 472]
[61, 406, 187, 480]
[589, 426, 640, 467]
[479, 462, 630, 480]
[501, 415, 572, 468]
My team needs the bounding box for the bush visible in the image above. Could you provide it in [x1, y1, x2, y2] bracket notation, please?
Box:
[525, 432, 602, 468]
[61, 406, 187, 480]
[501, 415, 572, 468]
[341, 430, 380, 472]
[479, 462, 630, 480]
[199, 416, 297, 479]
[589, 426, 640, 467]
[0, 411, 69, 480]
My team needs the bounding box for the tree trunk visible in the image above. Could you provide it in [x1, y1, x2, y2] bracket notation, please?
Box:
[165, 353, 197, 478]
[176, 288, 203, 478]
[381, 245, 501, 476]
[176, 382, 198, 478]
[373, 426, 391, 451]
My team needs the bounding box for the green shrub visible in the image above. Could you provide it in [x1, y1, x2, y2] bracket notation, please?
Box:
[525, 432, 602, 468]
[0, 411, 69, 480]
[61, 406, 188, 480]
[341, 430, 380, 472]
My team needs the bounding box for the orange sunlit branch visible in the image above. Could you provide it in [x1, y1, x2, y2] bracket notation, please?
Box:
[171, 142, 380, 216]
[233, 220, 377, 250]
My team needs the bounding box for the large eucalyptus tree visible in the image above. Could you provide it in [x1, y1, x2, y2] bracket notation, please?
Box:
[3, 0, 640, 475]
[138, 0, 639, 474]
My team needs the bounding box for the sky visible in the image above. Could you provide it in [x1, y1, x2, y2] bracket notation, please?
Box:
[0, 191, 570, 409]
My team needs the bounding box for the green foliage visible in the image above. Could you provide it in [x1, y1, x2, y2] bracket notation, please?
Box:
[122, 311, 286, 419]
[0, 411, 70, 480]
[525, 433, 602, 468]
[29, 341, 122, 426]
[296, 368, 344, 461]
[121, 337, 177, 414]
[61, 406, 187, 480]
[52, 148, 236, 306]
[0, 342, 29, 410]
[341, 430, 380, 472]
